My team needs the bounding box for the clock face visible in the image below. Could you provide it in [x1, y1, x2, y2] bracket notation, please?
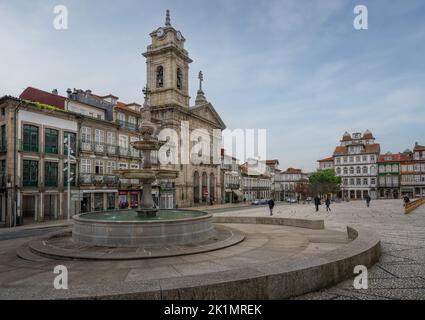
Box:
[176, 31, 182, 41]
[157, 28, 165, 37]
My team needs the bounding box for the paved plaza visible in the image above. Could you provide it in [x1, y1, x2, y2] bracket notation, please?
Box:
[213, 200, 425, 300]
[0, 199, 424, 299]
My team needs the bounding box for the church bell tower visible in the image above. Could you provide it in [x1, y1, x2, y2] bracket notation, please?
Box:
[143, 10, 193, 109]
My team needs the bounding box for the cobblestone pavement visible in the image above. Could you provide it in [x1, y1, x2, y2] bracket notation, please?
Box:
[214, 199, 425, 300]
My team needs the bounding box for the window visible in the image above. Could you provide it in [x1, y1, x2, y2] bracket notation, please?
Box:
[64, 132, 76, 156]
[343, 167, 348, 175]
[0, 125, 6, 151]
[156, 66, 164, 88]
[363, 166, 368, 174]
[44, 128, 58, 154]
[371, 178, 376, 185]
[363, 178, 368, 185]
[118, 163, 128, 169]
[356, 178, 361, 185]
[350, 167, 354, 174]
[81, 159, 92, 174]
[177, 68, 182, 90]
[81, 127, 91, 143]
[107, 132, 115, 146]
[23, 125, 39, 152]
[356, 167, 361, 174]
[64, 163, 76, 187]
[119, 135, 129, 156]
[95, 160, 104, 175]
[343, 157, 347, 163]
[94, 129, 105, 153]
[0, 107, 4, 116]
[363, 156, 367, 162]
[349, 157, 354, 163]
[44, 162, 58, 187]
[336, 167, 341, 175]
[23, 160, 38, 187]
[106, 161, 116, 174]
[356, 156, 360, 162]
[128, 116, 136, 127]
[350, 178, 354, 185]
[370, 155, 376, 162]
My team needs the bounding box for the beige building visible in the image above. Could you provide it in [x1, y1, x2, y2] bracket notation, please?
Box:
[144, 10, 226, 207]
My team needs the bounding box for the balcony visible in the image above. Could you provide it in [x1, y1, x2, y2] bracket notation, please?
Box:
[226, 183, 241, 190]
[119, 146, 141, 158]
[79, 174, 119, 186]
[119, 178, 141, 187]
[79, 141, 119, 156]
[117, 120, 138, 131]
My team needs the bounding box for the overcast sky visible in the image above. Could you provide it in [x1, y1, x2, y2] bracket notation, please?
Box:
[1, 0, 425, 171]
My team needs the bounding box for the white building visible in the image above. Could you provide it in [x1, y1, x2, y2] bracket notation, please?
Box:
[334, 130, 380, 200]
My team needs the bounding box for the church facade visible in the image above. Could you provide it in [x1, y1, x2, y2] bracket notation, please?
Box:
[143, 11, 226, 207]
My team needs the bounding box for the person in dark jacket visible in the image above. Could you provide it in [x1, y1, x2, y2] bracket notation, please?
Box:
[314, 196, 321, 212]
[365, 195, 371, 207]
[268, 199, 275, 216]
[403, 196, 410, 207]
[325, 197, 331, 212]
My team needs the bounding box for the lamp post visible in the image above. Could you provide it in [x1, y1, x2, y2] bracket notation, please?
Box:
[64, 134, 75, 220]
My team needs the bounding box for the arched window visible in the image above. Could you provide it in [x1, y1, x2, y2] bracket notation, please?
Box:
[156, 66, 164, 88]
[193, 171, 200, 203]
[343, 167, 348, 175]
[176, 68, 182, 90]
[210, 173, 215, 202]
[350, 167, 354, 174]
[356, 167, 361, 174]
[336, 167, 341, 175]
[363, 166, 368, 174]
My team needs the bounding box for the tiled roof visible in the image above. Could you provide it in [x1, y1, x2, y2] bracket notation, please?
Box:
[281, 168, 302, 174]
[115, 102, 141, 115]
[414, 143, 425, 152]
[378, 153, 401, 163]
[333, 144, 380, 156]
[20, 87, 66, 109]
[317, 156, 334, 162]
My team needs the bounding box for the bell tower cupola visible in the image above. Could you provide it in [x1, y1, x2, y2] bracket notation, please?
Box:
[143, 10, 193, 109]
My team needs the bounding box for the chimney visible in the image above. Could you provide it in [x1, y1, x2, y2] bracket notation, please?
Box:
[52, 89, 58, 95]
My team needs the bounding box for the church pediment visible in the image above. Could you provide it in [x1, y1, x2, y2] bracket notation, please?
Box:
[189, 102, 226, 129]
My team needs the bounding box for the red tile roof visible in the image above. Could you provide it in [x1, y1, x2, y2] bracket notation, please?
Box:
[282, 168, 302, 174]
[317, 156, 334, 162]
[414, 144, 425, 152]
[115, 102, 141, 115]
[20, 87, 66, 109]
[334, 144, 380, 156]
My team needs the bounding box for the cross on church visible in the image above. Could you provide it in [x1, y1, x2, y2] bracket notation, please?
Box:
[198, 71, 203, 91]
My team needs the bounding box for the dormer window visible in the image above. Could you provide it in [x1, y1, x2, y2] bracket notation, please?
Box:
[156, 66, 164, 88]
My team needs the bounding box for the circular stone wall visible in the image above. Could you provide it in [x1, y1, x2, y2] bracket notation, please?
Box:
[72, 210, 215, 247]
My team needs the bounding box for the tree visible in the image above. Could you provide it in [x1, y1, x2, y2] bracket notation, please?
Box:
[308, 169, 342, 198]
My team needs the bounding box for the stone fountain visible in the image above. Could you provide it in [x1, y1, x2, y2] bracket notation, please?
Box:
[114, 107, 178, 217]
[71, 106, 216, 247]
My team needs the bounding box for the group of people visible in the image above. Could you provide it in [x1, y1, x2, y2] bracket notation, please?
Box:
[267, 194, 377, 216]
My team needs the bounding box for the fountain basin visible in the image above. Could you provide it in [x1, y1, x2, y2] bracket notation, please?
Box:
[72, 209, 216, 247]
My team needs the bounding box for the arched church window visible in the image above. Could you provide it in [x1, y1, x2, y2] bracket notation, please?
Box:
[156, 66, 164, 88]
[177, 68, 182, 90]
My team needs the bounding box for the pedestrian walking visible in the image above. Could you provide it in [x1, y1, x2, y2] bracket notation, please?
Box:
[268, 199, 275, 216]
[365, 195, 371, 208]
[325, 197, 331, 212]
[403, 196, 410, 207]
[314, 196, 321, 212]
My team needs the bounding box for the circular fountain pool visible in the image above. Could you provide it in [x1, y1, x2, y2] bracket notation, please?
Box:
[72, 209, 215, 247]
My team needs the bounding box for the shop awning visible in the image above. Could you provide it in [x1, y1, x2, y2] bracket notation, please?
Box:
[232, 190, 243, 197]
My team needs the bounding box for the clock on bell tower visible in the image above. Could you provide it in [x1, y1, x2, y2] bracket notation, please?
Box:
[142, 10, 193, 109]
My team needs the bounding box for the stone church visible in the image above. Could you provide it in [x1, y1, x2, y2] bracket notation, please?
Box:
[143, 10, 226, 207]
